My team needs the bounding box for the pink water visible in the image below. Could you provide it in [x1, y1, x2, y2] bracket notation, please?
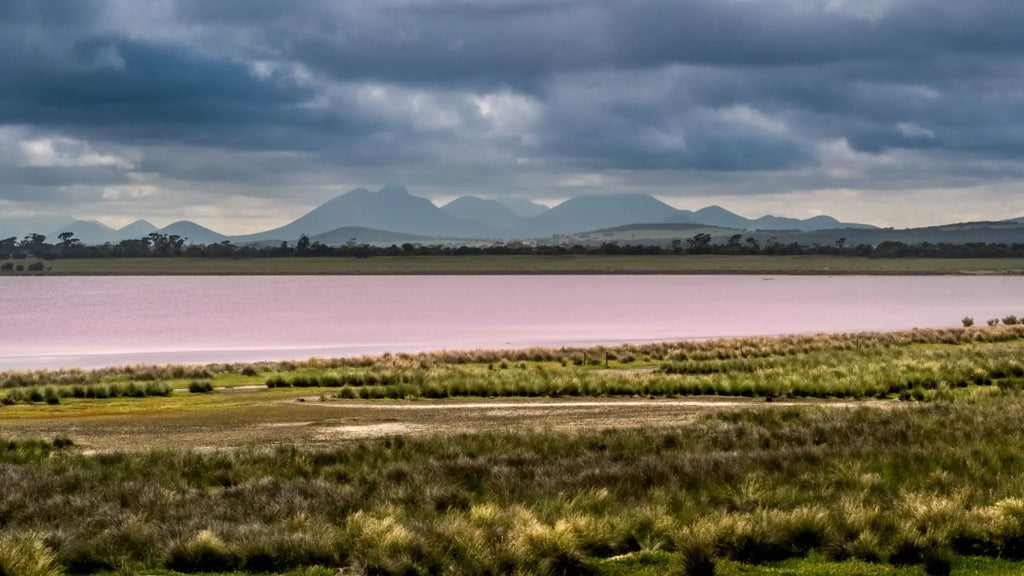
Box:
[1, 275, 1020, 369]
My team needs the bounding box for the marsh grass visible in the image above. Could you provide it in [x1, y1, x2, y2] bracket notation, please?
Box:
[4, 325, 1024, 391]
[1, 381, 171, 405]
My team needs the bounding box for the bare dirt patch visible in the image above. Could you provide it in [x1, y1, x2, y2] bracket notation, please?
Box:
[0, 393, 882, 453]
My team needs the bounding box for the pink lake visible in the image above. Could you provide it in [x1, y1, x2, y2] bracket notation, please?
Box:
[1, 275, 1021, 370]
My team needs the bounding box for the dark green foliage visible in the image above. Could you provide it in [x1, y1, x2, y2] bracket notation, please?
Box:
[187, 380, 214, 393]
[923, 550, 953, 576]
[678, 546, 716, 576]
[1, 381, 171, 404]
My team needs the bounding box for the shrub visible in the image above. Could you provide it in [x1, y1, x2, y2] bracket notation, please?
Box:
[962, 317, 974, 327]
[188, 380, 214, 393]
[265, 376, 289, 389]
[1004, 315, 1020, 326]
[51, 436, 74, 449]
[988, 319, 1000, 327]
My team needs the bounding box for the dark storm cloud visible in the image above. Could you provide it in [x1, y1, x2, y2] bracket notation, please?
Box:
[3, 0, 1024, 228]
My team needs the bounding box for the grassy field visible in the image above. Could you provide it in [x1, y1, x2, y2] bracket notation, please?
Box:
[4, 327, 1024, 574]
[4, 254, 1024, 275]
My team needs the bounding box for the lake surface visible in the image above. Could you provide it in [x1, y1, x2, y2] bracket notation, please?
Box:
[1, 275, 1021, 370]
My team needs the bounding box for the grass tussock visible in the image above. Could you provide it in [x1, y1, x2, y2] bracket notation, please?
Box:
[0, 533, 62, 576]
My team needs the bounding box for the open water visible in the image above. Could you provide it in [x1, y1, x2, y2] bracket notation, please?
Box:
[1, 275, 1021, 369]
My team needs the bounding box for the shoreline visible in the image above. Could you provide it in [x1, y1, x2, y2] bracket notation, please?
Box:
[4, 253, 1024, 277]
[2, 325, 1017, 376]
[4, 268, 1024, 276]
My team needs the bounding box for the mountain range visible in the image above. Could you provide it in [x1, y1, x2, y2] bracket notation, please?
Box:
[4, 185, 883, 246]
[46, 219, 227, 246]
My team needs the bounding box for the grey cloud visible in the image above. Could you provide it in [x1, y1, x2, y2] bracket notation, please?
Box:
[2, 0, 1024, 229]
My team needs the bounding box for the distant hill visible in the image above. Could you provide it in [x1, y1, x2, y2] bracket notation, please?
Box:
[441, 196, 525, 231]
[528, 194, 681, 235]
[159, 221, 227, 245]
[564, 222, 740, 243]
[758, 221, 1024, 247]
[573, 221, 1024, 248]
[232, 185, 494, 243]
[0, 214, 76, 241]
[51, 219, 116, 245]
[47, 218, 165, 245]
[497, 197, 550, 218]
[118, 219, 158, 240]
[310, 226, 436, 246]
[665, 204, 875, 231]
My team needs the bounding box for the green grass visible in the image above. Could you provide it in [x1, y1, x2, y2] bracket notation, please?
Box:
[0, 381, 172, 404]
[8, 254, 1024, 275]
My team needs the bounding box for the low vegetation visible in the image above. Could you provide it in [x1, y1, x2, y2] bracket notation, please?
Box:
[0, 381, 171, 405]
[4, 397, 1024, 574]
[3, 326, 1024, 574]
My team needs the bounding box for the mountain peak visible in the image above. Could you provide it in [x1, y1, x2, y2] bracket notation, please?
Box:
[118, 219, 158, 235]
[695, 205, 737, 216]
[376, 184, 410, 197]
[441, 196, 523, 231]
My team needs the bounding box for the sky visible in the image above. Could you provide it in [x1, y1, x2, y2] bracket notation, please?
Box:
[3, 0, 1024, 234]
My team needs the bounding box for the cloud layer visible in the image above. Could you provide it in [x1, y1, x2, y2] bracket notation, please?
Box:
[3, 0, 1024, 231]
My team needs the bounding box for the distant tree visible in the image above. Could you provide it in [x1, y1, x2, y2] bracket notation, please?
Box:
[296, 234, 311, 256]
[57, 232, 79, 247]
[0, 236, 17, 258]
[19, 233, 49, 258]
[685, 233, 712, 254]
[962, 317, 974, 327]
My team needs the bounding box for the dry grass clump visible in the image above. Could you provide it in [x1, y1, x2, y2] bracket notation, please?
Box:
[0, 533, 62, 576]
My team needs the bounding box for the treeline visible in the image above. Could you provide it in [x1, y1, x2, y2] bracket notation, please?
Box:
[5, 231, 1024, 261]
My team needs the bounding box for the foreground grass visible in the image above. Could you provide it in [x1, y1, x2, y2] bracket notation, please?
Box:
[8, 254, 1024, 275]
[6, 394, 1024, 574]
[6, 328, 1024, 573]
